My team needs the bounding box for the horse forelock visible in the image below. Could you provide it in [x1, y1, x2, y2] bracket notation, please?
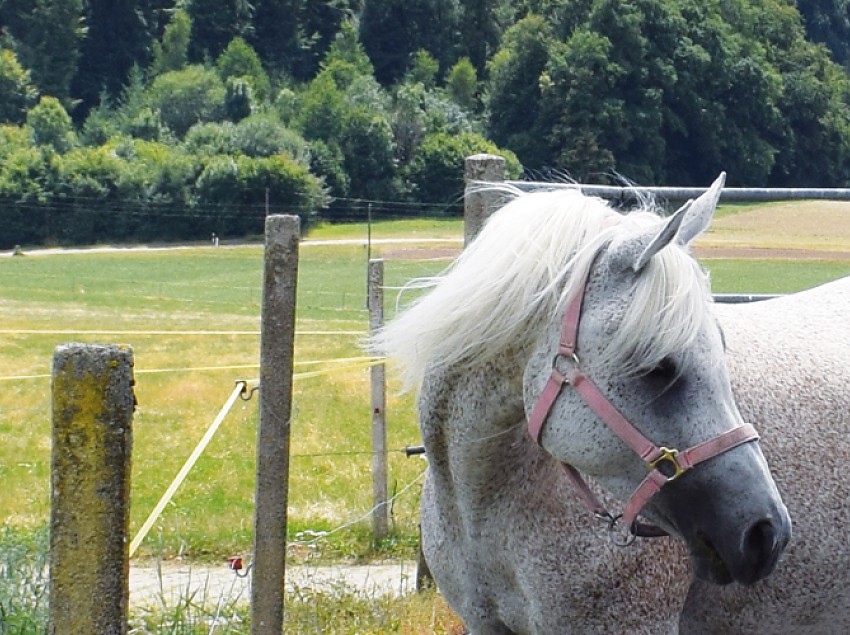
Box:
[594, 231, 714, 378]
[373, 187, 712, 390]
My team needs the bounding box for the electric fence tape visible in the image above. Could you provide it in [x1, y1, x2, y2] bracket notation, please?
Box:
[129, 380, 255, 557]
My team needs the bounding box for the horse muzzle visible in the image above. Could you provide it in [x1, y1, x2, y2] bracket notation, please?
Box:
[685, 494, 791, 586]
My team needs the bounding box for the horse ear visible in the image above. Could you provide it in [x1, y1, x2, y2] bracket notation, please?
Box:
[674, 172, 726, 246]
[612, 172, 726, 273]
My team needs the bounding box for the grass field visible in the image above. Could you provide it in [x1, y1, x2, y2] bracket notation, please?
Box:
[0, 239, 452, 561]
[1, 203, 849, 631]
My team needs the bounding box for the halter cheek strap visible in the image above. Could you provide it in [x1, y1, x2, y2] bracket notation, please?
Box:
[527, 275, 760, 540]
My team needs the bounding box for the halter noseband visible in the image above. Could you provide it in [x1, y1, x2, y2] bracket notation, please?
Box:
[526, 266, 759, 544]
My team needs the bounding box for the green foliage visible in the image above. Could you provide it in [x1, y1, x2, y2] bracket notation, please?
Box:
[309, 139, 351, 199]
[26, 96, 76, 153]
[150, 7, 191, 77]
[446, 57, 478, 110]
[14, 0, 84, 103]
[392, 81, 475, 168]
[458, 0, 502, 75]
[144, 65, 227, 138]
[486, 0, 850, 186]
[186, 0, 253, 62]
[337, 107, 397, 202]
[796, 0, 850, 65]
[114, 138, 198, 207]
[0, 526, 49, 634]
[407, 49, 439, 88]
[186, 113, 312, 163]
[72, 0, 155, 118]
[233, 114, 311, 162]
[80, 93, 122, 145]
[297, 72, 346, 141]
[0, 145, 58, 245]
[324, 20, 374, 79]
[249, 0, 362, 82]
[486, 14, 555, 169]
[53, 144, 130, 242]
[217, 37, 271, 102]
[183, 121, 240, 157]
[127, 106, 172, 143]
[6, 0, 850, 250]
[196, 153, 324, 232]
[0, 125, 29, 160]
[404, 131, 521, 214]
[360, 0, 461, 85]
[0, 49, 38, 124]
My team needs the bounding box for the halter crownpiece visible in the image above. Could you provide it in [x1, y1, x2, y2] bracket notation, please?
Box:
[527, 262, 760, 543]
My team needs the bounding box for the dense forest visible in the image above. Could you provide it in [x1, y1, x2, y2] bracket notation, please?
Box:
[1, 0, 849, 247]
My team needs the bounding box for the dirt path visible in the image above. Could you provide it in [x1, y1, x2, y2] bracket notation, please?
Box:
[129, 560, 417, 608]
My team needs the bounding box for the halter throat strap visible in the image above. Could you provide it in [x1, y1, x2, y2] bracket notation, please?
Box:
[526, 271, 759, 539]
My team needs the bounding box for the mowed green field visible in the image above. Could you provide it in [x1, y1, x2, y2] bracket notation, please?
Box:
[0, 228, 461, 562]
[1, 207, 849, 564]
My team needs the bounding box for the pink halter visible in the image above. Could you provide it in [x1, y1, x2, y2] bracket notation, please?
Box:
[526, 267, 759, 542]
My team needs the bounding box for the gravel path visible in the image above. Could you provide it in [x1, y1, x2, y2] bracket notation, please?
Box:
[129, 560, 417, 608]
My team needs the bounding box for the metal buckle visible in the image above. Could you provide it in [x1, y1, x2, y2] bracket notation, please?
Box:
[551, 352, 580, 373]
[600, 513, 636, 547]
[647, 447, 685, 482]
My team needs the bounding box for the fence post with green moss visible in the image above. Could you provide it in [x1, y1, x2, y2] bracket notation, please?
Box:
[48, 343, 135, 635]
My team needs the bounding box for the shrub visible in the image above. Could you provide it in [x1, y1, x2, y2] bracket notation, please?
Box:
[0, 48, 38, 125]
[144, 65, 226, 138]
[196, 153, 325, 236]
[405, 131, 522, 214]
[26, 97, 76, 153]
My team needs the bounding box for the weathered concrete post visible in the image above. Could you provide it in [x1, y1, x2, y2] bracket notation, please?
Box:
[464, 153, 507, 245]
[251, 214, 299, 635]
[49, 343, 135, 635]
[368, 258, 388, 540]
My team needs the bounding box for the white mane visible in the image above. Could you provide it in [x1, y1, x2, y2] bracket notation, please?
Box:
[374, 186, 713, 390]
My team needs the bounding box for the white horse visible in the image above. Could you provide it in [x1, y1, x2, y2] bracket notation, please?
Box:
[375, 175, 792, 634]
[679, 278, 850, 633]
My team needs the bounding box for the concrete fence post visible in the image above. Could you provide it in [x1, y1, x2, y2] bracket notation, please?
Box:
[464, 153, 507, 245]
[368, 258, 388, 540]
[251, 214, 300, 635]
[49, 343, 135, 635]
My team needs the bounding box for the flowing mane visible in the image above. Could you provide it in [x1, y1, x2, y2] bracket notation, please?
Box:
[375, 186, 713, 390]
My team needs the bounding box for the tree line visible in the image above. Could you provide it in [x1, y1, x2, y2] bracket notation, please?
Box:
[1, 0, 849, 247]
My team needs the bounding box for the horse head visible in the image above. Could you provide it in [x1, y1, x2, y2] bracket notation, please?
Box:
[524, 174, 791, 585]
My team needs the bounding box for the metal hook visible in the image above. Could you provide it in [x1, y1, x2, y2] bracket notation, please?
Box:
[227, 556, 253, 578]
[236, 379, 260, 401]
[605, 514, 637, 548]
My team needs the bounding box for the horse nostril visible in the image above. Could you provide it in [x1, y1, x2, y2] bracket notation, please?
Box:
[744, 518, 779, 572]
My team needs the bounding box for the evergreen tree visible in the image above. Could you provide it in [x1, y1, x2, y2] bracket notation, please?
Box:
[15, 0, 84, 105]
[446, 57, 478, 110]
[360, 0, 460, 85]
[795, 0, 850, 66]
[458, 0, 502, 76]
[187, 0, 253, 62]
[217, 36, 271, 101]
[150, 8, 192, 77]
[71, 0, 154, 119]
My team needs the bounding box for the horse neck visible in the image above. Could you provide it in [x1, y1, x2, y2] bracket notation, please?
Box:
[418, 348, 542, 488]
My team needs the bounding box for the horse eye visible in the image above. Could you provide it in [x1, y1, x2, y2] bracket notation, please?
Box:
[648, 356, 678, 380]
